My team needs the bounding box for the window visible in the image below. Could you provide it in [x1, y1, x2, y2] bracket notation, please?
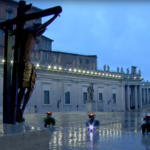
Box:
[44, 54, 48, 61]
[99, 93, 103, 101]
[83, 92, 87, 104]
[65, 92, 70, 104]
[44, 91, 50, 104]
[79, 58, 82, 63]
[86, 59, 89, 64]
[112, 93, 116, 103]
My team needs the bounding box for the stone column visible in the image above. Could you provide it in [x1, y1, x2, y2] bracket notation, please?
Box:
[139, 85, 142, 109]
[147, 88, 149, 102]
[127, 85, 130, 110]
[134, 85, 137, 109]
[143, 88, 145, 102]
[121, 85, 125, 111]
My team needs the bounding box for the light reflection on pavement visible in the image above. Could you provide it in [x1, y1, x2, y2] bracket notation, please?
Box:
[1, 111, 150, 150]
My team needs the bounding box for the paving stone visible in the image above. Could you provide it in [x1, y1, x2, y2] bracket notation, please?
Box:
[0, 111, 150, 150]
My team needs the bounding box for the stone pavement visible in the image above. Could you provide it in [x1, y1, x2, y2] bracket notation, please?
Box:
[0, 111, 150, 150]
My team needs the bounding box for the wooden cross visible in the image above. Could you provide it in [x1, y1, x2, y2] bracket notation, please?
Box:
[0, 0, 62, 124]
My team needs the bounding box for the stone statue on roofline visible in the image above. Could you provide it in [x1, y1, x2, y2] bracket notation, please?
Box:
[121, 67, 123, 74]
[103, 64, 106, 71]
[139, 69, 141, 76]
[107, 65, 110, 72]
[117, 67, 119, 73]
[127, 68, 129, 74]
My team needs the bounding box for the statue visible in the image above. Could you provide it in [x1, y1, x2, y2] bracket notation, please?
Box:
[121, 67, 123, 73]
[107, 65, 110, 72]
[127, 68, 129, 74]
[87, 83, 94, 102]
[117, 67, 119, 73]
[139, 69, 141, 75]
[103, 64, 106, 71]
[16, 13, 60, 122]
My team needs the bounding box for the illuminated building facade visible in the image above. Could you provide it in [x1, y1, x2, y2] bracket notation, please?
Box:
[0, 0, 149, 113]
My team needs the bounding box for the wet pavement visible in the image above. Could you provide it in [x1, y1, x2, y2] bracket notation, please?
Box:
[0, 111, 150, 150]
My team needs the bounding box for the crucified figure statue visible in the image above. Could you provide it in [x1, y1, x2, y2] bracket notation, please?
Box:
[16, 13, 60, 122]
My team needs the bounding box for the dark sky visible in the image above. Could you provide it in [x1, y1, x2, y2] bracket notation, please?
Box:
[17, 0, 150, 81]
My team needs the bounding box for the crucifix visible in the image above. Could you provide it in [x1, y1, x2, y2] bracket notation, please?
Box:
[0, 1, 62, 124]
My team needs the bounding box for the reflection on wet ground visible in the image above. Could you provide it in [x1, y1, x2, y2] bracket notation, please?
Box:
[0, 111, 150, 150]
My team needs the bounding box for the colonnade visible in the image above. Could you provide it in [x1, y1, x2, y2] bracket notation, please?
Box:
[142, 88, 150, 102]
[125, 85, 142, 110]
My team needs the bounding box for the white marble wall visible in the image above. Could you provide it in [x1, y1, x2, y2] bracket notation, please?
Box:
[0, 69, 145, 113]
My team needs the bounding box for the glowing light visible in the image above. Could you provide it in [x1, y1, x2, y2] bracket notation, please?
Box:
[106, 74, 108, 76]
[99, 73, 101, 75]
[89, 125, 94, 130]
[46, 111, 52, 116]
[36, 63, 39, 67]
[11, 60, 13, 64]
[74, 69, 76, 72]
[109, 74, 111, 77]
[59, 67, 62, 70]
[54, 66, 57, 69]
[2, 59, 5, 63]
[48, 65, 51, 69]
[113, 75, 114, 77]
[78, 70, 81, 73]
[83, 70, 85, 73]
[134, 77, 136, 79]
[91, 72, 93, 74]
[87, 71, 89, 74]
[69, 68, 72, 71]
[102, 74, 104, 76]
[116, 75, 118, 77]
[95, 72, 97, 75]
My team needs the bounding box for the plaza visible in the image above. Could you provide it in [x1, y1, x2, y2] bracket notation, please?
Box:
[0, 111, 150, 150]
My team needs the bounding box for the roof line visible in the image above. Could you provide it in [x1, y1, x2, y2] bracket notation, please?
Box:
[39, 49, 97, 57]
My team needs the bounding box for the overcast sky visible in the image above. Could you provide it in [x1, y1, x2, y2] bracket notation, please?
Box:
[17, 0, 150, 80]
